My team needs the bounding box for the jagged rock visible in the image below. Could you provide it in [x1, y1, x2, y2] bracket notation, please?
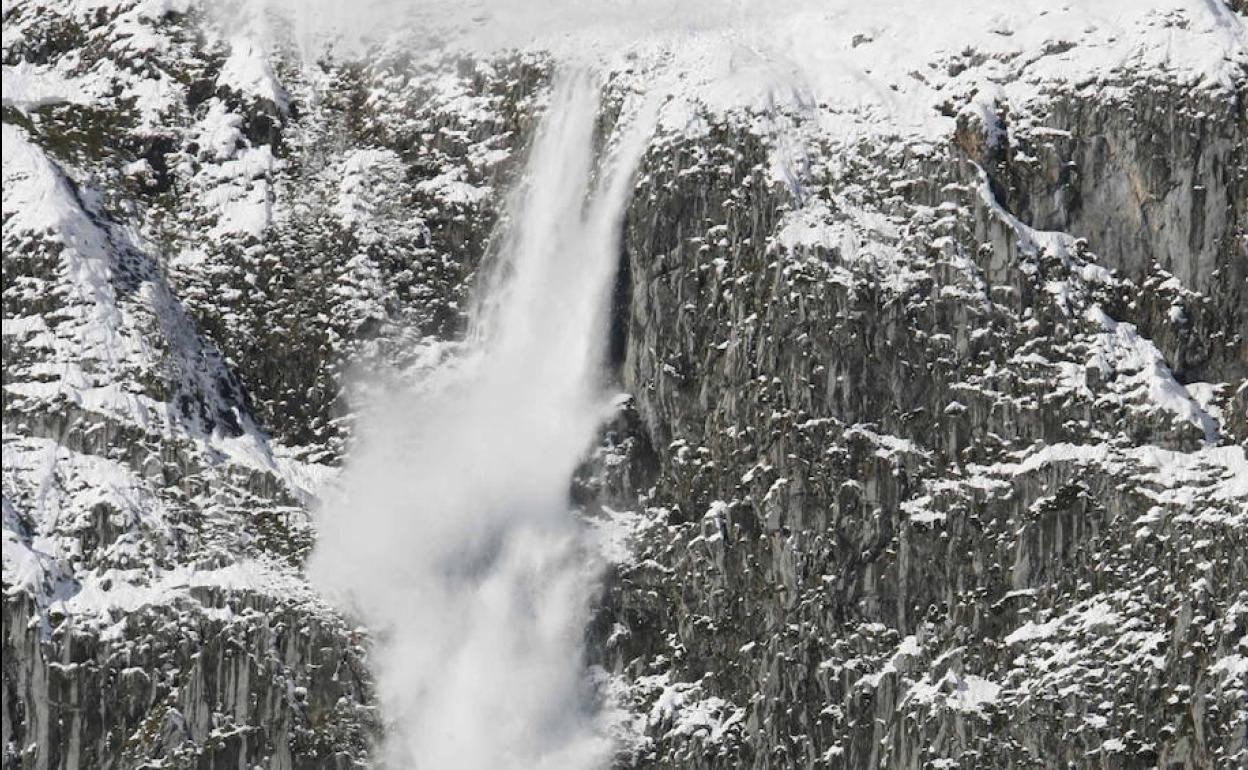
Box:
[4, 2, 1246, 769]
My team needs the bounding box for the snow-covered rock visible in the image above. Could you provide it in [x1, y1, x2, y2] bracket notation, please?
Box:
[3, 1, 1246, 768]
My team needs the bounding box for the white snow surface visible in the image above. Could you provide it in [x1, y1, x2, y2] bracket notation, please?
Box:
[217, 36, 290, 110]
[273, 0, 1246, 138]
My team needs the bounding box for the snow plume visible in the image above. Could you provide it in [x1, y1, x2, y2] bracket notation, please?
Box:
[248, 0, 1248, 118]
[309, 71, 655, 769]
[261, 0, 783, 57]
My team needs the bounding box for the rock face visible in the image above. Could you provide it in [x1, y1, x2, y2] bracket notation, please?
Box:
[606, 83, 1248, 769]
[3, 3, 536, 767]
[3, 2, 1247, 769]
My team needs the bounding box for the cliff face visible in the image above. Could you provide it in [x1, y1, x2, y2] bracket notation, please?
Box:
[4, 4, 532, 766]
[3, 2, 1247, 769]
[605, 80, 1247, 769]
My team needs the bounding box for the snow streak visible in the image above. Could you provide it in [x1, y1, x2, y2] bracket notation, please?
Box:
[309, 70, 653, 769]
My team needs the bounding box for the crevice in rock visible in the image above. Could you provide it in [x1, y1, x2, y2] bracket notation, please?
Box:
[606, 223, 632, 378]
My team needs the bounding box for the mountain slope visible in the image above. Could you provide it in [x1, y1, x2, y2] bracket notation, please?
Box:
[3, 1, 1246, 768]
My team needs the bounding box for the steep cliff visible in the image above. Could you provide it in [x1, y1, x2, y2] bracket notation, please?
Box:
[607, 84, 1247, 770]
[3, 1, 1246, 769]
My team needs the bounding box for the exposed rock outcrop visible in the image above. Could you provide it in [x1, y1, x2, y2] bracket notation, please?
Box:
[4, 2, 1246, 769]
